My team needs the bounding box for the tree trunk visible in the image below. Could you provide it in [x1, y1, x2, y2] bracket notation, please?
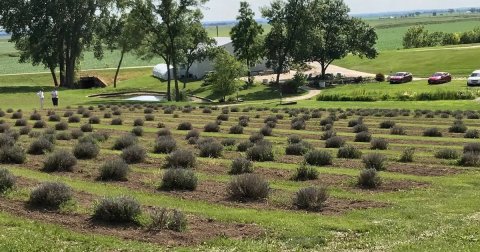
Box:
[114, 49, 125, 88]
[172, 60, 180, 102]
[49, 67, 59, 87]
[320, 61, 327, 80]
[166, 63, 172, 101]
[183, 65, 190, 89]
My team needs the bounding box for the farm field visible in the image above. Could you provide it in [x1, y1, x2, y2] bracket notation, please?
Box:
[1, 105, 480, 250]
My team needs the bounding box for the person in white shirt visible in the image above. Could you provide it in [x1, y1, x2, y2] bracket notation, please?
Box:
[51, 88, 59, 107]
[36, 89, 44, 109]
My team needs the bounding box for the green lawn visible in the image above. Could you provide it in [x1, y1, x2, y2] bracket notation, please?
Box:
[335, 46, 480, 77]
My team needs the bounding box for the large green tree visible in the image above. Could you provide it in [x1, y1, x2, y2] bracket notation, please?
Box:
[210, 49, 246, 102]
[261, 0, 309, 85]
[230, 1, 264, 87]
[304, 0, 377, 78]
[0, 0, 110, 88]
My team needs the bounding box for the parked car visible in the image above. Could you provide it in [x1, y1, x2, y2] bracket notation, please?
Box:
[428, 72, 452, 84]
[389, 72, 413, 84]
[467, 70, 480, 86]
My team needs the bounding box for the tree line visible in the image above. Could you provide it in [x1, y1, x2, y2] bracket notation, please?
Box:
[403, 25, 480, 49]
[0, 0, 378, 102]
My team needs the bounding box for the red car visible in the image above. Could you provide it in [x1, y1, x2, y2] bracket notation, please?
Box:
[389, 72, 413, 84]
[428, 72, 452, 84]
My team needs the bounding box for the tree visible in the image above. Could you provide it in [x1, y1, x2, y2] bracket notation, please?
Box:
[0, 0, 110, 88]
[303, 0, 377, 78]
[230, 1, 264, 87]
[210, 49, 246, 102]
[403, 25, 429, 48]
[181, 11, 216, 89]
[132, 0, 208, 101]
[97, 2, 144, 88]
[262, 0, 310, 85]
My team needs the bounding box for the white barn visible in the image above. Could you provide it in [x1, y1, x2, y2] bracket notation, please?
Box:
[153, 37, 269, 80]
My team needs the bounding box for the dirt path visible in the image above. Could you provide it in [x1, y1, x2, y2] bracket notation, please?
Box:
[283, 86, 321, 102]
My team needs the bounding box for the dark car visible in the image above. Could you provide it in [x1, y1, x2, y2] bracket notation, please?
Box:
[389, 72, 413, 84]
[428, 72, 452, 84]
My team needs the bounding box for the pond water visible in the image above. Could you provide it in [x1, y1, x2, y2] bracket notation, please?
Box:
[124, 95, 166, 102]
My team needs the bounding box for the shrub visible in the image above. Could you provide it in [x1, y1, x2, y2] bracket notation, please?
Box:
[147, 208, 187, 232]
[229, 158, 254, 175]
[48, 114, 60, 122]
[82, 111, 91, 118]
[153, 136, 177, 154]
[0, 134, 15, 147]
[227, 174, 269, 201]
[259, 126, 273, 136]
[287, 135, 302, 144]
[144, 108, 154, 114]
[465, 129, 480, 139]
[435, 149, 459, 160]
[165, 149, 196, 168]
[89, 116, 100, 124]
[321, 130, 336, 140]
[14, 119, 27, 127]
[80, 123, 93, 132]
[73, 142, 99, 160]
[56, 131, 72, 141]
[99, 158, 130, 181]
[11, 112, 22, 119]
[157, 128, 171, 136]
[131, 126, 143, 137]
[52, 121, 68, 131]
[293, 187, 328, 211]
[28, 137, 54, 155]
[325, 136, 345, 148]
[291, 118, 306, 130]
[229, 125, 244, 134]
[71, 129, 84, 139]
[246, 143, 274, 162]
[221, 138, 236, 146]
[371, 138, 389, 150]
[249, 133, 264, 143]
[353, 124, 368, 133]
[185, 130, 200, 140]
[362, 153, 387, 171]
[375, 73, 386, 82]
[390, 126, 406, 135]
[464, 143, 480, 154]
[237, 141, 254, 152]
[348, 118, 363, 127]
[198, 140, 223, 158]
[304, 150, 333, 166]
[291, 165, 318, 181]
[379, 120, 395, 129]
[355, 131, 372, 142]
[145, 114, 155, 121]
[111, 118, 123, 125]
[449, 120, 467, 133]
[399, 148, 415, 163]
[204, 122, 220, 132]
[30, 113, 42, 120]
[285, 142, 312, 156]
[0, 145, 26, 164]
[121, 145, 146, 164]
[217, 114, 229, 121]
[93, 196, 141, 223]
[33, 120, 47, 129]
[423, 128, 442, 137]
[19, 126, 31, 135]
[104, 113, 112, 118]
[112, 134, 137, 150]
[159, 168, 198, 191]
[0, 168, 15, 193]
[239, 119, 249, 127]
[68, 116, 81, 123]
[43, 150, 77, 172]
[177, 122, 192, 131]
[357, 169, 382, 189]
[337, 145, 362, 159]
[458, 152, 480, 167]
[29, 182, 73, 209]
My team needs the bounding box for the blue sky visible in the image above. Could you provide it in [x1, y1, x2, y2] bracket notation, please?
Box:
[202, 0, 480, 21]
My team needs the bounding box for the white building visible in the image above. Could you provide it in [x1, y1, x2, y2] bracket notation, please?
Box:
[153, 37, 269, 80]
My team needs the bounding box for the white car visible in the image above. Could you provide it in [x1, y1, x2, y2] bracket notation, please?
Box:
[467, 70, 480, 86]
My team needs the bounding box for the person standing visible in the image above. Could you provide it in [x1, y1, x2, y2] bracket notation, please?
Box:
[51, 88, 59, 107]
[36, 89, 44, 109]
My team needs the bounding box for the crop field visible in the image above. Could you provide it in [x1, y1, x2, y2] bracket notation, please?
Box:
[1, 104, 480, 250]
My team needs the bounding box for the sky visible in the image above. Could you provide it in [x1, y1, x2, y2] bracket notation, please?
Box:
[201, 0, 480, 21]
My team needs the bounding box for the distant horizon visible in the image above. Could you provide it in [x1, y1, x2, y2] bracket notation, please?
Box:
[202, 0, 480, 21]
